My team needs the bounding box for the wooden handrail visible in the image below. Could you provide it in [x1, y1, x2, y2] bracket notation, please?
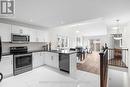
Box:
[108, 48, 128, 50]
[99, 49, 108, 87]
[108, 48, 128, 68]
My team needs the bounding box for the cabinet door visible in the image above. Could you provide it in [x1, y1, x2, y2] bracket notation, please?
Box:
[51, 53, 59, 68]
[11, 25, 24, 34]
[11, 25, 32, 35]
[29, 29, 37, 42]
[0, 23, 11, 42]
[41, 52, 45, 65]
[32, 52, 44, 68]
[0, 55, 13, 78]
[36, 30, 44, 42]
[36, 30, 49, 42]
[42, 31, 49, 42]
[45, 52, 52, 66]
[45, 52, 59, 68]
[32, 52, 39, 68]
[39, 52, 44, 66]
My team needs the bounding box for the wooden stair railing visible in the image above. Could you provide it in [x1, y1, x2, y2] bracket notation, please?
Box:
[99, 49, 108, 87]
[108, 48, 128, 68]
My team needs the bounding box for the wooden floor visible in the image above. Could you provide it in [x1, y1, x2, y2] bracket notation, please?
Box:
[77, 51, 100, 75]
[108, 58, 127, 68]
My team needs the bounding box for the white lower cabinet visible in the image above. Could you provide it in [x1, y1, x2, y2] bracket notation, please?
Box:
[45, 52, 59, 68]
[0, 55, 13, 78]
[32, 52, 45, 68]
[32, 52, 59, 69]
[44, 52, 52, 66]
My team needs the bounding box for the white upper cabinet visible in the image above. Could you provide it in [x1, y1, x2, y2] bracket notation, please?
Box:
[36, 30, 49, 42]
[0, 23, 11, 42]
[11, 25, 49, 42]
[11, 25, 30, 35]
[11, 25, 37, 42]
[29, 29, 37, 42]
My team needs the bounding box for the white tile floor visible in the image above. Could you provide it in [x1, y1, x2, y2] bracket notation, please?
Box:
[0, 66, 100, 87]
[108, 69, 129, 87]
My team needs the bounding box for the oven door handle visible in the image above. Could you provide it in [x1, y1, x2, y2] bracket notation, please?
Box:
[14, 53, 32, 57]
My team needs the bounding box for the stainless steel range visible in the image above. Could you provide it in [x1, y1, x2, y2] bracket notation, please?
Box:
[10, 46, 32, 75]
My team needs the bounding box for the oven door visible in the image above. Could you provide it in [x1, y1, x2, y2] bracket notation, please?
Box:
[14, 54, 32, 70]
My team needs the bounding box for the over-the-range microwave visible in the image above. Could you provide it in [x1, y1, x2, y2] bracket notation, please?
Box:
[11, 33, 30, 43]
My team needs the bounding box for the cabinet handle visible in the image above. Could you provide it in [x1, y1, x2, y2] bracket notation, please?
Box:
[11, 61, 13, 64]
[20, 29, 23, 34]
[51, 56, 53, 60]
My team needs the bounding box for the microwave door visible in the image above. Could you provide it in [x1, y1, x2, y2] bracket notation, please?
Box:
[11, 34, 30, 43]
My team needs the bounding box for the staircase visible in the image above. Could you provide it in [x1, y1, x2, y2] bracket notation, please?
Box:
[108, 48, 128, 68]
[99, 48, 128, 87]
[99, 49, 108, 87]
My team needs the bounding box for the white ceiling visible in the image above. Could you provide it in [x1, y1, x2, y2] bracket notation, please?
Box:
[50, 18, 107, 36]
[6, 0, 130, 28]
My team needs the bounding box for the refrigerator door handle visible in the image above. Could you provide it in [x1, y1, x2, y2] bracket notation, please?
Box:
[0, 37, 1, 61]
[0, 37, 3, 82]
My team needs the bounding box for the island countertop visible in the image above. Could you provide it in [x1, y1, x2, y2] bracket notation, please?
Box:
[28, 50, 77, 54]
[2, 50, 77, 56]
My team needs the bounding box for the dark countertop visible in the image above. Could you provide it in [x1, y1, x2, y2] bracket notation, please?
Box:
[2, 52, 13, 56]
[29, 50, 77, 54]
[2, 50, 77, 56]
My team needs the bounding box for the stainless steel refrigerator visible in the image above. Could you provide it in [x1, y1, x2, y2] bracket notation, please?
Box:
[0, 37, 3, 82]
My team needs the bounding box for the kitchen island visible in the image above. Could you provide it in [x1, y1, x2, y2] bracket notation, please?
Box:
[31, 50, 77, 75]
[1, 50, 77, 78]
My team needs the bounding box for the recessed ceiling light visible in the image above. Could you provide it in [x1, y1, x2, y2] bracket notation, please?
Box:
[60, 21, 64, 24]
[112, 27, 118, 30]
[76, 31, 79, 33]
[30, 19, 33, 22]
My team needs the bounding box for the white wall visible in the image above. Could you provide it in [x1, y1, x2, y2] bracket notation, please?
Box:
[107, 25, 125, 48]
[121, 22, 130, 86]
[87, 35, 107, 47]
[107, 22, 130, 86]
[49, 21, 107, 49]
[2, 42, 47, 53]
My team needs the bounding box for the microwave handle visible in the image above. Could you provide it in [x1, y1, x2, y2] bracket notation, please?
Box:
[28, 36, 30, 42]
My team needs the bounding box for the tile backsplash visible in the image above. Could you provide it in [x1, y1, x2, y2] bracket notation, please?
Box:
[2, 42, 47, 53]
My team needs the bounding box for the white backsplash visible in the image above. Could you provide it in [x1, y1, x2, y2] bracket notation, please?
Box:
[2, 42, 47, 53]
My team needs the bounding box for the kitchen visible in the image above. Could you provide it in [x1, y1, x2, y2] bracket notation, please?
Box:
[0, 22, 78, 78]
[0, 0, 130, 87]
[0, 18, 102, 87]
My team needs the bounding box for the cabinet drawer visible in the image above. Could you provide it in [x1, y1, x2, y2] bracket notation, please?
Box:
[1, 55, 13, 61]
